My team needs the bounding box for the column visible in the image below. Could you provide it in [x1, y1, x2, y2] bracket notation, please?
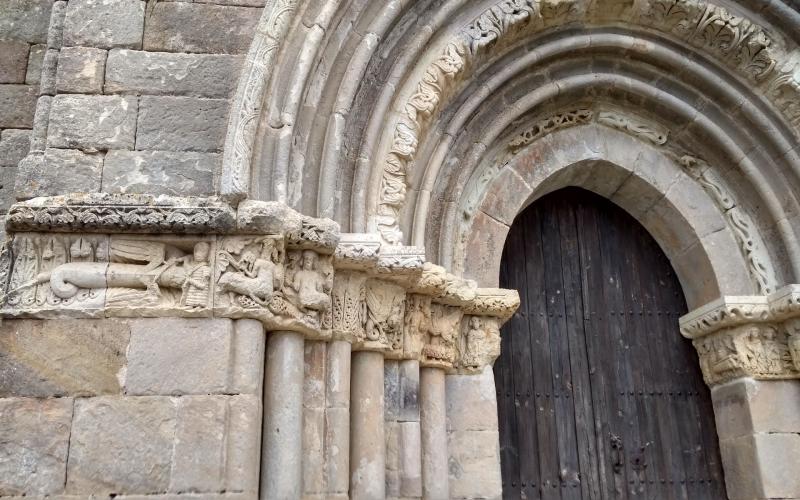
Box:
[325, 340, 352, 499]
[420, 366, 448, 499]
[302, 340, 327, 499]
[350, 350, 385, 499]
[261, 330, 304, 499]
[386, 360, 422, 497]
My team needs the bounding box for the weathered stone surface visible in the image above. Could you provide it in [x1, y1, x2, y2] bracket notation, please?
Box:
[0, 319, 130, 397]
[125, 318, 233, 395]
[63, 0, 145, 49]
[25, 44, 46, 84]
[0, 166, 17, 209]
[0, 40, 30, 84]
[66, 396, 176, 494]
[230, 319, 265, 395]
[136, 96, 229, 152]
[195, 0, 266, 5]
[225, 395, 261, 493]
[55, 46, 106, 94]
[37, 48, 58, 95]
[721, 433, 800, 500]
[15, 148, 103, 197]
[0, 0, 53, 43]
[0, 129, 30, 167]
[143, 2, 261, 54]
[0, 397, 73, 495]
[170, 397, 227, 493]
[48, 95, 137, 150]
[102, 150, 218, 197]
[447, 429, 502, 500]
[0, 84, 37, 128]
[446, 367, 500, 432]
[105, 49, 242, 98]
[47, 1, 67, 50]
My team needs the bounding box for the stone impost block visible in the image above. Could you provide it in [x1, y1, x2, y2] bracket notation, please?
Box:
[712, 378, 800, 440]
[66, 396, 176, 494]
[102, 150, 218, 197]
[125, 318, 251, 396]
[0, 129, 31, 167]
[55, 46, 107, 94]
[0, 84, 38, 128]
[447, 429, 502, 500]
[0, 41, 30, 84]
[48, 95, 137, 150]
[15, 148, 103, 198]
[720, 433, 800, 500]
[136, 96, 229, 152]
[26, 44, 46, 85]
[143, 2, 261, 54]
[105, 49, 242, 98]
[0, 0, 53, 44]
[0, 397, 73, 496]
[63, 0, 145, 49]
[0, 319, 130, 398]
[446, 367, 499, 432]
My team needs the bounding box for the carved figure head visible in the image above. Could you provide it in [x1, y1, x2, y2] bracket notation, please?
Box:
[193, 242, 210, 262]
[302, 250, 317, 270]
[469, 316, 481, 331]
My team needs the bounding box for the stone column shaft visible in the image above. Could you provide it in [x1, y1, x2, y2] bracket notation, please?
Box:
[261, 330, 304, 500]
[420, 366, 449, 500]
[325, 340, 352, 498]
[350, 350, 385, 499]
[303, 340, 327, 497]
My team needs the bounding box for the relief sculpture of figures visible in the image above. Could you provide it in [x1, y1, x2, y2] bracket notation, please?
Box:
[459, 316, 501, 372]
[364, 281, 405, 351]
[217, 236, 283, 307]
[286, 250, 332, 315]
[423, 303, 461, 367]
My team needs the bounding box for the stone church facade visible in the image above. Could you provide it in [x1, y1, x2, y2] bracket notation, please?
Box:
[1, 0, 799, 499]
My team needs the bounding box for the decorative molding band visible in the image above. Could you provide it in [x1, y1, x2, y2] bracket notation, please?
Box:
[374, 0, 799, 245]
[0, 201, 520, 373]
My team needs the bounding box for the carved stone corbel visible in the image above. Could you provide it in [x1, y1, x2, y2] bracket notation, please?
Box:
[456, 315, 501, 374]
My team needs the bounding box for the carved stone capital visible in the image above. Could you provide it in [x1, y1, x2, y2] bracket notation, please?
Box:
[421, 303, 461, 369]
[455, 315, 501, 374]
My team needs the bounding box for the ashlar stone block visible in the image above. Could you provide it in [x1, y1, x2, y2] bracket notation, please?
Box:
[63, 0, 145, 49]
[0, 398, 73, 496]
[0, 0, 53, 44]
[0, 41, 30, 84]
[66, 396, 176, 495]
[15, 148, 103, 198]
[136, 96, 229, 152]
[143, 2, 261, 54]
[47, 95, 137, 150]
[56, 46, 107, 94]
[102, 150, 218, 197]
[105, 49, 242, 98]
[0, 84, 38, 128]
[0, 319, 130, 397]
[0, 129, 31, 167]
[125, 318, 234, 396]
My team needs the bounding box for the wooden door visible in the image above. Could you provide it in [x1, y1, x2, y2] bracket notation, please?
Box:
[495, 188, 726, 500]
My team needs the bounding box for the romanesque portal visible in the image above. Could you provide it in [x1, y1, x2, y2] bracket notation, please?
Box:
[1, 0, 800, 499]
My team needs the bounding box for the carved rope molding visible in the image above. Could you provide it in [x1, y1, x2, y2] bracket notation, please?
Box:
[375, 0, 800, 245]
[680, 285, 800, 385]
[459, 103, 778, 296]
[0, 199, 519, 374]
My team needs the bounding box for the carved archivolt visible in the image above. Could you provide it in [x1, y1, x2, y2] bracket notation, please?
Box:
[0, 196, 519, 373]
[373, 0, 800, 245]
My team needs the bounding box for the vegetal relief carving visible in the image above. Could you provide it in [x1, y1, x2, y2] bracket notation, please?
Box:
[363, 280, 406, 352]
[458, 316, 502, 372]
[693, 324, 797, 385]
[782, 317, 800, 372]
[2, 233, 108, 314]
[422, 304, 462, 367]
[331, 271, 367, 342]
[596, 110, 669, 145]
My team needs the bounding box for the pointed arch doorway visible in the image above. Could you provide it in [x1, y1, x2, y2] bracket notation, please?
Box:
[495, 187, 726, 499]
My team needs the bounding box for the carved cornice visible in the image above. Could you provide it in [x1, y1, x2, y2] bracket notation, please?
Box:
[6, 194, 237, 234]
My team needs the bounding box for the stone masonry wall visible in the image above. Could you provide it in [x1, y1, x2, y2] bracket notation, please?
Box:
[0, 317, 264, 498]
[3, 0, 265, 220]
